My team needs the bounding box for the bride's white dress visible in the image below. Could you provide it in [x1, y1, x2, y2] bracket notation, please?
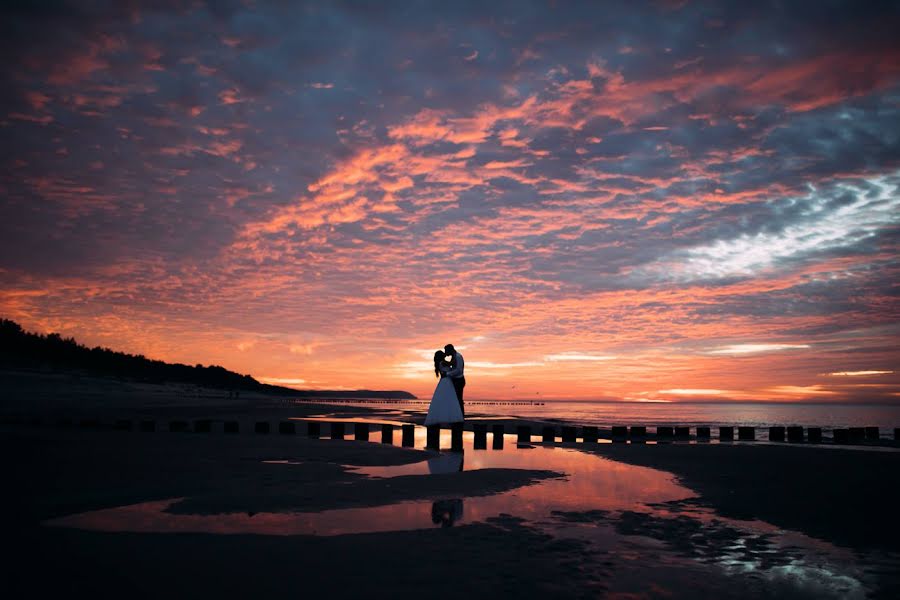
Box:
[425, 375, 463, 425]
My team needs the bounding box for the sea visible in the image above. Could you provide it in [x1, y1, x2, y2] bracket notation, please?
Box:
[302, 398, 900, 432]
[471, 400, 900, 431]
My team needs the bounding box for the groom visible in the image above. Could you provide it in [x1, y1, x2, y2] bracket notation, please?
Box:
[444, 344, 465, 417]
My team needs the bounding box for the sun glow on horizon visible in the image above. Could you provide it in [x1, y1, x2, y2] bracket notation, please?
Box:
[257, 377, 308, 388]
[827, 370, 894, 377]
[769, 385, 838, 396]
[659, 389, 728, 395]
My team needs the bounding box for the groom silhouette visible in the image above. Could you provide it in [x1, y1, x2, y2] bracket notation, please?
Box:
[444, 344, 465, 417]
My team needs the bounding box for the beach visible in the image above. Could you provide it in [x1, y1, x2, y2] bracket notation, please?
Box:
[5, 1, 900, 597]
[3, 387, 900, 599]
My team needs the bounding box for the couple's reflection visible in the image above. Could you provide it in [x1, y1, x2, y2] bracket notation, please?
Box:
[427, 449, 464, 474]
[428, 450, 464, 527]
[431, 499, 463, 527]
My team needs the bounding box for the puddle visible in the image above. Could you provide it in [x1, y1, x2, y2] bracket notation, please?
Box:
[46, 434, 690, 536]
[44, 422, 897, 598]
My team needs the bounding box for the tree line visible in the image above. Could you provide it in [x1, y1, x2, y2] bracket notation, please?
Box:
[0, 319, 414, 399]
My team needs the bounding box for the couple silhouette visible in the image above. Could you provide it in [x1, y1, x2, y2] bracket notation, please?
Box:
[425, 344, 465, 426]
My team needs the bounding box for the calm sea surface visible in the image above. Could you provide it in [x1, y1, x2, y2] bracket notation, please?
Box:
[473, 400, 900, 430]
[316, 399, 900, 431]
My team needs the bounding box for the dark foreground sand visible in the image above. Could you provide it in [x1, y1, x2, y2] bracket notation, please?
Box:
[3, 426, 581, 599]
[587, 442, 900, 554]
[3, 396, 900, 599]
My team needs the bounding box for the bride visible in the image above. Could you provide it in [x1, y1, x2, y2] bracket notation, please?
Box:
[425, 350, 464, 425]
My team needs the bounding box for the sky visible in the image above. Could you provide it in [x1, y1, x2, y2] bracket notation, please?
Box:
[1, 0, 899, 402]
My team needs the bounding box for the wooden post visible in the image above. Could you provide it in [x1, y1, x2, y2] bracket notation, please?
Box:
[492, 424, 504, 449]
[381, 424, 394, 444]
[848, 427, 865, 443]
[451, 422, 464, 451]
[193, 419, 212, 433]
[833, 428, 849, 444]
[895, 428, 899, 442]
[787, 426, 804, 442]
[719, 426, 734, 441]
[582, 426, 599, 444]
[629, 426, 646, 442]
[611, 426, 627, 442]
[769, 426, 785, 442]
[307, 421, 321, 438]
[279, 421, 295, 435]
[224, 421, 239, 434]
[354, 423, 369, 441]
[561, 426, 576, 443]
[697, 427, 711, 440]
[656, 426, 674, 440]
[331, 422, 345, 440]
[517, 425, 531, 444]
[140, 420, 156, 433]
[807, 427, 822, 443]
[674, 426, 689, 439]
[474, 424, 487, 449]
[401, 424, 415, 447]
[255, 422, 270, 434]
[541, 426, 555, 443]
[865, 427, 879, 442]
[738, 426, 755, 441]
[426, 424, 440, 449]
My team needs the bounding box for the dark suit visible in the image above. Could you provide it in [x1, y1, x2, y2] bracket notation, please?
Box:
[451, 376, 465, 416]
[446, 351, 466, 417]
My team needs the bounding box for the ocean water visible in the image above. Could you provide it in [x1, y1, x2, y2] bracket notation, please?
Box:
[471, 400, 900, 430]
[303, 398, 900, 432]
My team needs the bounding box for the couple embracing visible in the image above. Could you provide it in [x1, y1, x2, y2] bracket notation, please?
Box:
[424, 344, 465, 426]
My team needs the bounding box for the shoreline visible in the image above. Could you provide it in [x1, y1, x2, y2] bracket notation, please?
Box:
[4, 398, 900, 598]
[5, 405, 900, 553]
[584, 442, 900, 554]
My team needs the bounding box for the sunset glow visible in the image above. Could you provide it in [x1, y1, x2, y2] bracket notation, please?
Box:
[1, 2, 898, 402]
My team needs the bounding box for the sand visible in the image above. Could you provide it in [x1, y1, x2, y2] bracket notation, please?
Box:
[2, 426, 582, 599]
[585, 441, 900, 553]
[3, 383, 900, 598]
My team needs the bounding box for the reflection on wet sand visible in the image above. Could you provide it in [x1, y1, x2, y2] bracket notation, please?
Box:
[45, 439, 687, 535]
[431, 499, 463, 527]
[44, 428, 895, 598]
[427, 450, 463, 474]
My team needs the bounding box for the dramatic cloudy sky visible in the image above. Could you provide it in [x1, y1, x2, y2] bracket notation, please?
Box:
[2, 0, 899, 401]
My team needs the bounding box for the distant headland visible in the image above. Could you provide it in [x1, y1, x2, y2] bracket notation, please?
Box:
[0, 319, 415, 400]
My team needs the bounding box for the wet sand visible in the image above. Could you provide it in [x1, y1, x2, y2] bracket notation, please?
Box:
[586, 441, 900, 554]
[3, 391, 900, 598]
[2, 426, 584, 598]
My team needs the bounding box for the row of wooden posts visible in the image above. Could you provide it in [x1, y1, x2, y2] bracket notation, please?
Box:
[41, 417, 899, 449]
[111, 419, 480, 451]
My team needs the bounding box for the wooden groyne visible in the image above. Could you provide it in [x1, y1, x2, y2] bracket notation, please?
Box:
[2, 416, 898, 450]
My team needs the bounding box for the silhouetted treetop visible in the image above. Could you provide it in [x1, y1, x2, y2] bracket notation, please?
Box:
[0, 319, 415, 399]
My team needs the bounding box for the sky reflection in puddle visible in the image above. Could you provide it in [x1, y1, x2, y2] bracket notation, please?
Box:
[45, 426, 891, 598]
[46, 433, 689, 536]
